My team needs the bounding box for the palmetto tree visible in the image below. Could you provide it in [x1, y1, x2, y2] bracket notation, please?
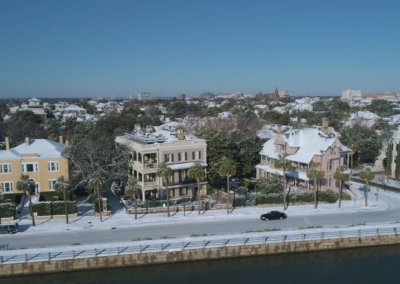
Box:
[219, 158, 236, 214]
[125, 176, 141, 219]
[333, 165, 350, 208]
[306, 162, 325, 209]
[274, 153, 292, 210]
[359, 167, 375, 206]
[156, 162, 173, 217]
[88, 171, 107, 222]
[16, 174, 36, 226]
[54, 176, 71, 224]
[188, 163, 206, 215]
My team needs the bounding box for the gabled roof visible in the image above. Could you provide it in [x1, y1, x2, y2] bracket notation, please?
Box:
[0, 139, 66, 160]
[260, 127, 349, 164]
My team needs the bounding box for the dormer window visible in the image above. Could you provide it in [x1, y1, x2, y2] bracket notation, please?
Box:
[278, 144, 286, 151]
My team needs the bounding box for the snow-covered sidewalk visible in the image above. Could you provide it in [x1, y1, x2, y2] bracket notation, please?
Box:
[12, 195, 388, 235]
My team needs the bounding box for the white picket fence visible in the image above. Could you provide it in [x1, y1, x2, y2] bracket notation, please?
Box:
[1, 226, 399, 264]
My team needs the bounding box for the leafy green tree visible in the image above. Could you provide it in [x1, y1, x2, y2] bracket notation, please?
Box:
[255, 174, 283, 194]
[312, 101, 327, 112]
[54, 176, 71, 224]
[7, 110, 41, 124]
[124, 177, 141, 219]
[188, 163, 206, 215]
[306, 162, 325, 209]
[16, 174, 36, 226]
[366, 99, 400, 117]
[88, 171, 108, 222]
[156, 162, 173, 217]
[333, 165, 350, 208]
[359, 167, 375, 206]
[219, 158, 236, 214]
[274, 153, 292, 210]
[237, 137, 267, 177]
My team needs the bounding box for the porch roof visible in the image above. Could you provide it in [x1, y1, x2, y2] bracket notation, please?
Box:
[167, 162, 207, 171]
[256, 164, 311, 181]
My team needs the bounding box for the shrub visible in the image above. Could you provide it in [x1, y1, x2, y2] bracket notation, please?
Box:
[0, 202, 16, 218]
[4, 193, 23, 204]
[33, 202, 52, 216]
[233, 197, 245, 207]
[318, 190, 338, 203]
[52, 201, 77, 215]
[255, 193, 283, 205]
[40, 192, 70, 202]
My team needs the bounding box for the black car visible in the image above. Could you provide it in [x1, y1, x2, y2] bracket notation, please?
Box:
[0, 223, 19, 234]
[260, 211, 287, 221]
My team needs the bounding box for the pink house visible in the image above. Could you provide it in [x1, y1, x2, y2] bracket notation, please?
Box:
[256, 119, 352, 192]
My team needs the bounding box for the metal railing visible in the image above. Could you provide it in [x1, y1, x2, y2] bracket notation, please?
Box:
[0, 226, 399, 264]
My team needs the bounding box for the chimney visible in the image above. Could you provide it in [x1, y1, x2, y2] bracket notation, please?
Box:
[65, 139, 69, 148]
[59, 136, 64, 144]
[146, 125, 153, 133]
[177, 129, 184, 140]
[322, 118, 329, 134]
[5, 137, 9, 150]
[25, 137, 30, 146]
[305, 96, 311, 104]
[277, 124, 282, 134]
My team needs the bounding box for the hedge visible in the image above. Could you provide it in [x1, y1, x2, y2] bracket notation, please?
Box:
[255, 190, 341, 205]
[233, 197, 245, 207]
[40, 192, 71, 201]
[0, 202, 16, 218]
[351, 177, 400, 193]
[4, 193, 23, 204]
[33, 201, 77, 216]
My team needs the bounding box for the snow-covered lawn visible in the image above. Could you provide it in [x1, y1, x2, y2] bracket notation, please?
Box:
[11, 197, 387, 235]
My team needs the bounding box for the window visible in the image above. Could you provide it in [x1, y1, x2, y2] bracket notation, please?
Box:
[178, 153, 182, 161]
[169, 189, 175, 197]
[0, 164, 11, 174]
[171, 153, 174, 162]
[185, 152, 187, 161]
[165, 154, 170, 162]
[1, 182, 13, 193]
[22, 163, 38, 173]
[278, 144, 286, 151]
[192, 152, 195, 160]
[179, 187, 188, 196]
[48, 162, 59, 172]
[328, 176, 332, 187]
[328, 160, 334, 171]
[262, 155, 266, 161]
[198, 151, 201, 159]
[49, 179, 57, 191]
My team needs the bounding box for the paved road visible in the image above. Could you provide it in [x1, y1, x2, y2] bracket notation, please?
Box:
[2, 209, 400, 249]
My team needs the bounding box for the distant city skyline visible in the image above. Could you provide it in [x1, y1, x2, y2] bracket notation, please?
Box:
[0, 0, 399, 98]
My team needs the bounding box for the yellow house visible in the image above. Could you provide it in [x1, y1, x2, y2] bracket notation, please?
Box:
[0, 137, 69, 196]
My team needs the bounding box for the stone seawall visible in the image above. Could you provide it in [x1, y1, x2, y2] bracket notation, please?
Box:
[1, 234, 400, 277]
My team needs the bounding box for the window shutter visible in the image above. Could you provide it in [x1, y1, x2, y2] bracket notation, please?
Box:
[185, 152, 187, 161]
[0, 165, 2, 173]
[56, 162, 59, 171]
[171, 154, 174, 162]
[199, 151, 201, 159]
[21, 165, 24, 172]
[35, 164, 38, 172]
[48, 163, 50, 171]
[192, 152, 195, 160]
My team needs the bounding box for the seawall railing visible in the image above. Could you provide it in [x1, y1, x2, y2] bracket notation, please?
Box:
[1, 226, 399, 264]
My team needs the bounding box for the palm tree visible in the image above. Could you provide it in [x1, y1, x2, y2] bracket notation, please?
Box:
[219, 158, 236, 214]
[333, 165, 350, 208]
[54, 176, 71, 224]
[16, 174, 36, 226]
[188, 163, 206, 215]
[274, 153, 292, 210]
[359, 167, 375, 206]
[124, 176, 141, 219]
[306, 162, 325, 209]
[88, 172, 107, 222]
[156, 162, 173, 217]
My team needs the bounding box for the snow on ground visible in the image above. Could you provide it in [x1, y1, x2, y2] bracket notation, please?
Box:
[9, 196, 387, 236]
[1, 221, 399, 257]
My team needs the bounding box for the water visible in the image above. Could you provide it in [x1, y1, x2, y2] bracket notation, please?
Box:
[3, 245, 400, 284]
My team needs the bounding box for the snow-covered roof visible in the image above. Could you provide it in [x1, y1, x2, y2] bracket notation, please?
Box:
[0, 139, 66, 161]
[64, 105, 86, 111]
[28, 98, 41, 102]
[259, 127, 350, 164]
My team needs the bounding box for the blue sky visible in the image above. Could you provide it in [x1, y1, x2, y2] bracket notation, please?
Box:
[0, 0, 399, 98]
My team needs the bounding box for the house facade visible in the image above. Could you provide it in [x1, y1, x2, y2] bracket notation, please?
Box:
[388, 125, 400, 177]
[115, 126, 207, 201]
[256, 119, 352, 192]
[0, 137, 69, 196]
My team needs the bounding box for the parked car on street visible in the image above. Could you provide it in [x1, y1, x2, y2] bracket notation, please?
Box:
[0, 223, 20, 234]
[260, 211, 287, 221]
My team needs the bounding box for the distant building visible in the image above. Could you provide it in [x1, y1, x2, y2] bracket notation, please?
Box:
[363, 92, 399, 99]
[138, 92, 152, 101]
[177, 94, 186, 100]
[278, 90, 291, 97]
[199, 92, 214, 100]
[342, 89, 362, 100]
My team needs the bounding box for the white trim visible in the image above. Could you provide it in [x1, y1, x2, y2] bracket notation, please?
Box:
[1, 181, 13, 193]
[0, 163, 12, 174]
[49, 179, 57, 191]
[21, 162, 39, 173]
[47, 161, 59, 172]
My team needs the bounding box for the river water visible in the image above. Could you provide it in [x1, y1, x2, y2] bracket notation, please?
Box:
[3, 245, 400, 284]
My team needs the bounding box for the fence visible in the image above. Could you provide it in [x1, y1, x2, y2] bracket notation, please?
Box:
[1, 226, 399, 265]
